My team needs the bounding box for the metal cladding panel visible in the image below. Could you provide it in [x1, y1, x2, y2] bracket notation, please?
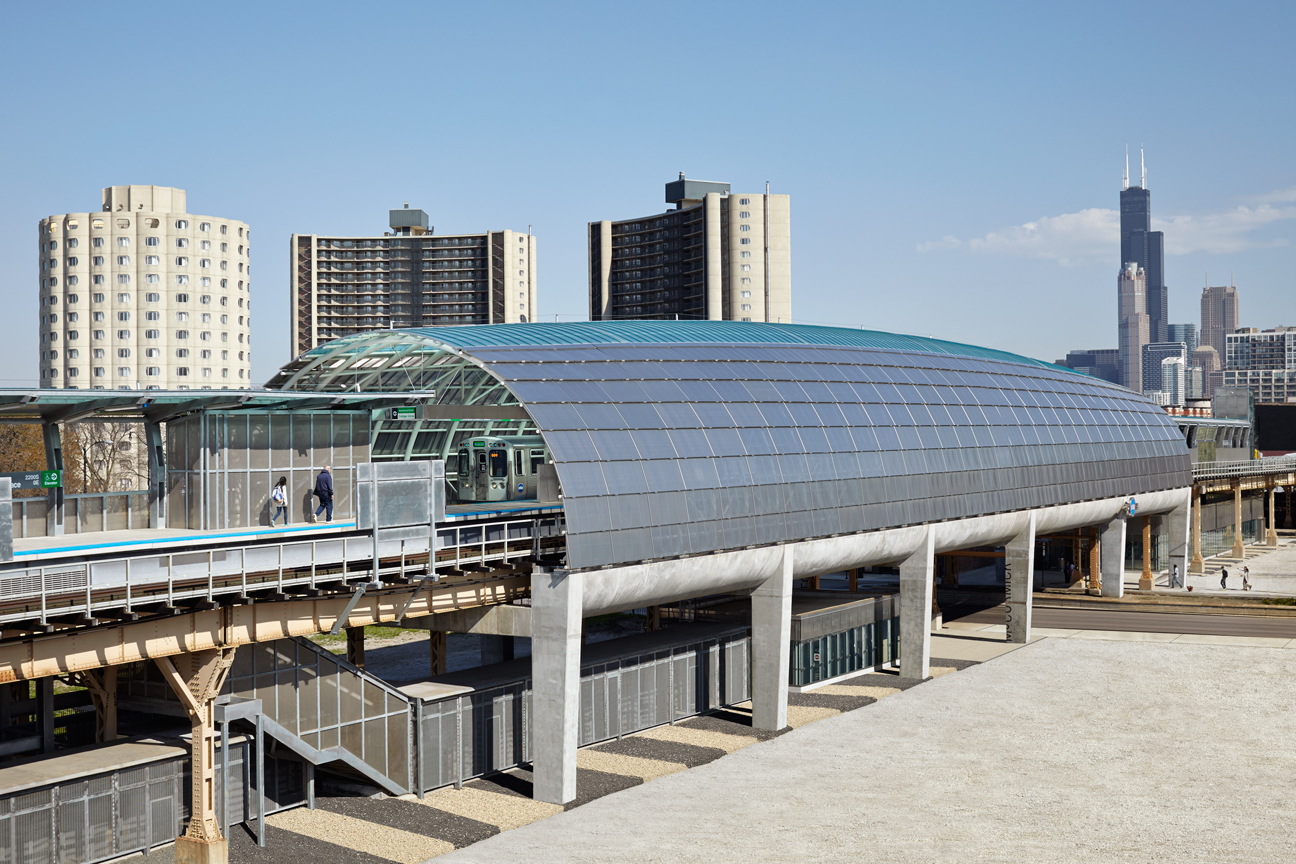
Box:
[271, 322, 1190, 571]
[472, 341, 1191, 570]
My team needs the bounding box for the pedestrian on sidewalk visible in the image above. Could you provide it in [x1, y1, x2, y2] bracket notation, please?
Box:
[1220, 566, 1229, 590]
[1171, 563, 1181, 588]
[312, 465, 334, 523]
[1242, 566, 1251, 591]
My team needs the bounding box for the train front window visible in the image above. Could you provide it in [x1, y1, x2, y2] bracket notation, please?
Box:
[476, 451, 487, 475]
[458, 450, 469, 481]
[490, 450, 507, 478]
[530, 449, 546, 474]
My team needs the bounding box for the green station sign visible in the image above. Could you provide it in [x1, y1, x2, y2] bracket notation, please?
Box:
[1, 470, 61, 490]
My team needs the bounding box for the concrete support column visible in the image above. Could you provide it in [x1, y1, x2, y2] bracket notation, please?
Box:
[42, 423, 64, 538]
[38, 677, 55, 754]
[157, 649, 235, 864]
[646, 605, 661, 631]
[1139, 516, 1154, 591]
[1005, 513, 1037, 644]
[1099, 516, 1127, 598]
[480, 634, 505, 666]
[1267, 485, 1279, 546]
[751, 546, 794, 732]
[899, 526, 936, 680]
[848, 568, 859, 593]
[1167, 489, 1190, 590]
[429, 631, 447, 676]
[346, 627, 365, 669]
[1232, 483, 1245, 559]
[145, 421, 166, 529]
[1190, 486, 1205, 574]
[531, 567, 582, 805]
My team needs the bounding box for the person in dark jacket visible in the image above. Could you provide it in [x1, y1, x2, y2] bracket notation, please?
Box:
[312, 466, 334, 523]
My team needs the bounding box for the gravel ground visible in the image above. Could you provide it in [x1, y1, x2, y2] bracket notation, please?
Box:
[139, 823, 396, 864]
[414, 785, 563, 831]
[786, 690, 877, 712]
[594, 732, 730, 767]
[576, 748, 686, 781]
[676, 710, 788, 743]
[268, 805, 455, 863]
[430, 638, 1296, 864]
[314, 795, 499, 849]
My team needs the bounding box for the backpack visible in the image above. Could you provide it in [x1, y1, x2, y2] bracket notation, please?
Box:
[271, 485, 285, 504]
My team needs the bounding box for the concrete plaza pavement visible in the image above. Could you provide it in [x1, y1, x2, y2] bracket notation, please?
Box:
[432, 637, 1296, 863]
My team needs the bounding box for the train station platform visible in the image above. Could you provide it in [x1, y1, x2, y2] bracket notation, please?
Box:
[12, 520, 359, 560]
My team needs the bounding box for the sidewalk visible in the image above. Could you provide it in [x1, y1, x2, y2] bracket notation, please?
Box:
[1137, 538, 1296, 598]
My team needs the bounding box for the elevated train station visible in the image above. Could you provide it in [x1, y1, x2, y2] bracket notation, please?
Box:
[2, 321, 1292, 863]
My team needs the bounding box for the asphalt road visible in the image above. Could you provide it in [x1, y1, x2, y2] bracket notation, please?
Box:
[948, 601, 1296, 638]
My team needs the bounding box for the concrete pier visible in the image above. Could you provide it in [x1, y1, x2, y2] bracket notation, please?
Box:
[750, 546, 793, 732]
[1099, 516, 1127, 598]
[530, 568, 582, 805]
[1005, 512, 1036, 643]
[899, 526, 936, 679]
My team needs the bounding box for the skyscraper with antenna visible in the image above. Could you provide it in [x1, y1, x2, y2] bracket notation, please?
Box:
[1119, 147, 1168, 344]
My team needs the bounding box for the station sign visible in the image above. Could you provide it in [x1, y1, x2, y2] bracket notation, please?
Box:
[0, 470, 61, 490]
[388, 406, 422, 420]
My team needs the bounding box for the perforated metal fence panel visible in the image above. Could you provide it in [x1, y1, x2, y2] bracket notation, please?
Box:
[415, 629, 751, 794]
[0, 754, 187, 864]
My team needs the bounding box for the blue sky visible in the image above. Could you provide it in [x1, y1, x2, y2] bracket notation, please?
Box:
[2, 1, 1292, 385]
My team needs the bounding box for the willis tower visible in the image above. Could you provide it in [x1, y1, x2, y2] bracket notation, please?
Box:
[1120, 148, 1168, 343]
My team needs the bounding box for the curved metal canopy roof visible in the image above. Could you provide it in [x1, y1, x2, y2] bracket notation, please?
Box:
[270, 322, 1191, 571]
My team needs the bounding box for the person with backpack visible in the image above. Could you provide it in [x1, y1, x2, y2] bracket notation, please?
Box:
[312, 466, 334, 523]
[270, 476, 289, 526]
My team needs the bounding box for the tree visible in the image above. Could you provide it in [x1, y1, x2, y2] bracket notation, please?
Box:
[62, 423, 148, 494]
[0, 425, 48, 498]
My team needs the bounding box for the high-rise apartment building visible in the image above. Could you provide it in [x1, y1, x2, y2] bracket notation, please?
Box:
[1167, 323, 1199, 357]
[1120, 150, 1168, 343]
[1160, 357, 1186, 406]
[1141, 342, 1188, 393]
[292, 206, 536, 356]
[1225, 326, 1296, 370]
[38, 186, 252, 390]
[1200, 282, 1240, 360]
[589, 175, 790, 322]
[1117, 262, 1150, 391]
[1221, 327, 1296, 404]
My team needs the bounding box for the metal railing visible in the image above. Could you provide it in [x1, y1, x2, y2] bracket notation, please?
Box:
[0, 514, 565, 628]
[1192, 455, 1296, 481]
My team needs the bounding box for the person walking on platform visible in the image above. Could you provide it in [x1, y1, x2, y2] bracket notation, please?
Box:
[1220, 566, 1229, 590]
[312, 466, 334, 523]
[271, 476, 290, 526]
[1170, 563, 1181, 589]
[1242, 566, 1251, 591]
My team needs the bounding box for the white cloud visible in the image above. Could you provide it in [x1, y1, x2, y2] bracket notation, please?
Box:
[919, 189, 1296, 265]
